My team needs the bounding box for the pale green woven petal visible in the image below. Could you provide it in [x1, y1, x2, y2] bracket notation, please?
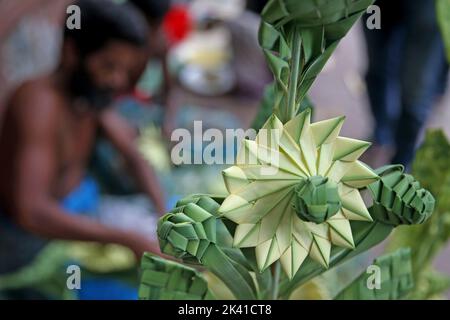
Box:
[220, 111, 378, 279]
[310, 116, 345, 147]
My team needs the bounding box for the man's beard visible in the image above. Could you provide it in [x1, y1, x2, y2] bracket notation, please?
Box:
[69, 65, 114, 111]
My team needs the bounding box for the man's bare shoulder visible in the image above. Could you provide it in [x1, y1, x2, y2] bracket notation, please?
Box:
[6, 76, 64, 131]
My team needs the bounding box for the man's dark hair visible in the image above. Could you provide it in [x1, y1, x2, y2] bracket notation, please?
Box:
[65, 0, 149, 57]
[128, 0, 171, 26]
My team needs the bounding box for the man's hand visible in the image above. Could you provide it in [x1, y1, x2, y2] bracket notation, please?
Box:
[124, 233, 162, 260]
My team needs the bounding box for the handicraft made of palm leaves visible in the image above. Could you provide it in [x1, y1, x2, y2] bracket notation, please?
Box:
[139, 0, 436, 300]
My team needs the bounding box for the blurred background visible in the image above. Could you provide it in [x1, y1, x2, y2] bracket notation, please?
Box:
[0, 0, 449, 300]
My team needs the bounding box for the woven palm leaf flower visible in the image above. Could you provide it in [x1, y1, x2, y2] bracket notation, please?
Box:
[218, 109, 379, 279]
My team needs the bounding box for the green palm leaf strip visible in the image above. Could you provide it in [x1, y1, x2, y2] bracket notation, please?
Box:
[334, 248, 413, 300]
[367, 165, 435, 226]
[0, 242, 75, 299]
[259, 0, 375, 122]
[157, 195, 258, 300]
[436, 0, 450, 62]
[138, 253, 214, 300]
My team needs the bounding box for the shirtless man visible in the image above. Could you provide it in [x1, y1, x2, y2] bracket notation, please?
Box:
[0, 0, 166, 273]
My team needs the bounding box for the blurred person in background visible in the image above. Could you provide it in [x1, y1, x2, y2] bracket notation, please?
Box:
[363, 0, 448, 168]
[88, 0, 188, 195]
[0, 0, 166, 281]
[127, 0, 178, 138]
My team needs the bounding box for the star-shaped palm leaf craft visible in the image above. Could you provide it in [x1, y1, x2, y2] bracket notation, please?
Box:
[218, 109, 379, 279]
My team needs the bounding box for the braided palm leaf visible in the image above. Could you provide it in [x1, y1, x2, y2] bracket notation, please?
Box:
[367, 165, 435, 226]
[259, 0, 375, 122]
[334, 248, 414, 300]
[436, 0, 450, 62]
[157, 195, 258, 300]
[139, 253, 213, 300]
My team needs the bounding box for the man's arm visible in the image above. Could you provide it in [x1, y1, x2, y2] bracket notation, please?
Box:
[99, 109, 167, 216]
[10, 88, 159, 258]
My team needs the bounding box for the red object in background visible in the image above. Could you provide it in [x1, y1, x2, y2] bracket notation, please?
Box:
[131, 88, 152, 103]
[115, 88, 152, 104]
[162, 4, 193, 46]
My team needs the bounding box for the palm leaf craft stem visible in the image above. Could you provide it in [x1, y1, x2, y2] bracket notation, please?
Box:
[138, 0, 437, 300]
[259, 0, 375, 122]
[436, 0, 450, 62]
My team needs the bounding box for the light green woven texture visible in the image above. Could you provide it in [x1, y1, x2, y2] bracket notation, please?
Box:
[259, 0, 375, 122]
[367, 165, 435, 226]
[138, 253, 212, 300]
[334, 248, 413, 300]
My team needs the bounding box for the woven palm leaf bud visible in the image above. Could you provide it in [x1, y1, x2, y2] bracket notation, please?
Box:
[293, 176, 342, 224]
[157, 200, 258, 299]
[158, 203, 216, 263]
[138, 253, 212, 300]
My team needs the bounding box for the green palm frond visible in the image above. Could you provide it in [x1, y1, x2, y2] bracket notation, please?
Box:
[140, 0, 438, 301]
[334, 248, 413, 300]
[436, 0, 450, 62]
[138, 253, 213, 300]
[367, 165, 435, 226]
[259, 0, 374, 122]
[385, 130, 450, 299]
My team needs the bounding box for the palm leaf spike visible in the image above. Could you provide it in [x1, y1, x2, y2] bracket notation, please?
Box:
[139, 253, 213, 300]
[157, 197, 258, 300]
[436, 0, 450, 62]
[367, 165, 435, 226]
[259, 0, 376, 122]
[219, 110, 379, 279]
